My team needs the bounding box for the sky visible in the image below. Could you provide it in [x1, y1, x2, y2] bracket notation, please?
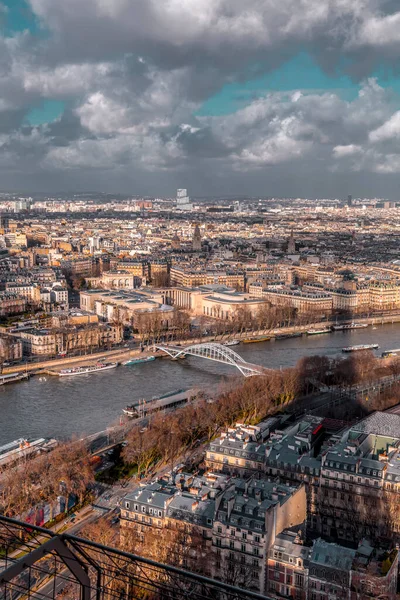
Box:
[2, 1, 400, 197]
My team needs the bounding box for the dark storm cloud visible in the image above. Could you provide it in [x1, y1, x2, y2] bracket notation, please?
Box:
[2, 0, 400, 194]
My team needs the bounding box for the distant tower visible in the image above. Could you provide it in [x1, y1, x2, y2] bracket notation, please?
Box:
[347, 194, 352, 207]
[176, 189, 193, 211]
[192, 224, 202, 252]
[171, 232, 180, 250]
[287, 229, 296, 254]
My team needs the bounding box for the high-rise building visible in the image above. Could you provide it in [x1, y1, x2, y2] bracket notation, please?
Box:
[347, 194, 352, 206]
[176, 189, 193, 211]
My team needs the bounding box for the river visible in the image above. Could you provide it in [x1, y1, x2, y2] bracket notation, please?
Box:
[1, 322, 399, 444]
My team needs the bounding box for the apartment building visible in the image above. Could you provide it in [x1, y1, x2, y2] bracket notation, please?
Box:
[0, 335, 22, 362]
[86, 272, 139, 290]
[12, 322, 121, 355]
[253, 286, 333, 315]
[268, 532, 398, 600]
[309, 412, 400, 544]
[0, 292, 26, 317]
[5, 283, 41, 304]
[206, 415, 324, 486]
[120, 472, 306, 594]
[170, 266, 245, 291]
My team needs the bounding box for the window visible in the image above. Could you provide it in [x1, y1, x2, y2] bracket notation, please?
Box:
[125, 502, 130, 509]
[230, 540, 235, 549]
[295, 574, 304, 587]
[242, 532, 247, 540]
[230, 528, 236, 536]
[158, 511, 162, 517]
[134, 504, 138, 511]
[141, 506, 146, 513]
[217, 526, 222, 534]
[254, 535, 260, 543]
[241, 543, 246, 552]
[252, 570, 258, 579]
[215, 538, 222, 547]
[253, 548, 259, 556]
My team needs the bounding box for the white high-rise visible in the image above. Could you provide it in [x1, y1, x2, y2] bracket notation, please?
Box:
[176, 189, 193, 211]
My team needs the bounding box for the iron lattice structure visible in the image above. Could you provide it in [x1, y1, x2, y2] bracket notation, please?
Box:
[156, 343, 264, 377]
[0, 515, 270, 600]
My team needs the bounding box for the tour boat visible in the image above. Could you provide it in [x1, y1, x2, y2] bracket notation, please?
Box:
[58, 362, 118, 376]
[342, 344, 379, 353]
[332, 322, 368, 331]
[123, 356, 156, 366]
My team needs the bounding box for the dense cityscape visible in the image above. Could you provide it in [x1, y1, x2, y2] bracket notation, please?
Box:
[4, 0, 400, 597]
[0, 191, 400, 597]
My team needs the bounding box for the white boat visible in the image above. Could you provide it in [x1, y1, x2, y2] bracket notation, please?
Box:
[342, 344, 379, 353]
[307, 328, 331, 335]
[223, 340, 240, 346]
[332, 322, 368, 331]
[58, 362, 118, 377]
[123, 355, 156, 366]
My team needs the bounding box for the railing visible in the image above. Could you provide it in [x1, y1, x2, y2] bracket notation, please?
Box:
[0, 515, 271, 600]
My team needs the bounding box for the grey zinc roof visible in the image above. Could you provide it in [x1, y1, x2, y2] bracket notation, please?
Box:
[311, 539, 356, 572]
[352, 412, 400, 439]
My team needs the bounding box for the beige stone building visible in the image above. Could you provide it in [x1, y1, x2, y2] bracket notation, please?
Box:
[170, 266, 245, 291]
[162, 285, 267, 319]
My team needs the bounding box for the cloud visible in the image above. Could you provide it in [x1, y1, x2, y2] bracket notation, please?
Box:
[1, 1, 400, 193]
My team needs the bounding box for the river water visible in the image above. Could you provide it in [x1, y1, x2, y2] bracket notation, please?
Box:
[1, 322, 399, 444]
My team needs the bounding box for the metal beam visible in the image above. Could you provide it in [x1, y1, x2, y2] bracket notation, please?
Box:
[0, 536, 91, 600]
[156, 342, 264, 376]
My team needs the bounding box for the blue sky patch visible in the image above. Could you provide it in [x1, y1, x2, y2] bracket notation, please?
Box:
[26, 100, 65, 126]
[197, 53, 400, 116]
[0, 0, 39, 35]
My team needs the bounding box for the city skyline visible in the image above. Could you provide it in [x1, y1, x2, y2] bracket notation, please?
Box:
[2, 2, 400, 196]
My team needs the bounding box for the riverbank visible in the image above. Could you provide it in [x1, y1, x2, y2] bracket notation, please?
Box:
[3, 311, 400, 376]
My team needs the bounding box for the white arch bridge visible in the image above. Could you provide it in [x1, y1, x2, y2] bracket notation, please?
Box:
[155, 342, 265, 377]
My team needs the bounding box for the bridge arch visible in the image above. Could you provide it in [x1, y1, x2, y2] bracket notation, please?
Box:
[155, 342, 264, 377]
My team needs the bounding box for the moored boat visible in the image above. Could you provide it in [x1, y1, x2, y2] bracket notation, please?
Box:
[223, 339, 240, 346]
[123, 355, 156, 366]
[275, 332, 302, 340]
[342, 344, 379, 353]
[382, 348, 400, 358]
[243, 336, 271, 344]
[332, 322, 368, 331]
[58, 362, 118, 376]
[307, 328, 331, 335]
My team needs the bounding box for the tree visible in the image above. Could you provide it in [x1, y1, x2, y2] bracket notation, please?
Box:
[123, 427, 160, 478]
